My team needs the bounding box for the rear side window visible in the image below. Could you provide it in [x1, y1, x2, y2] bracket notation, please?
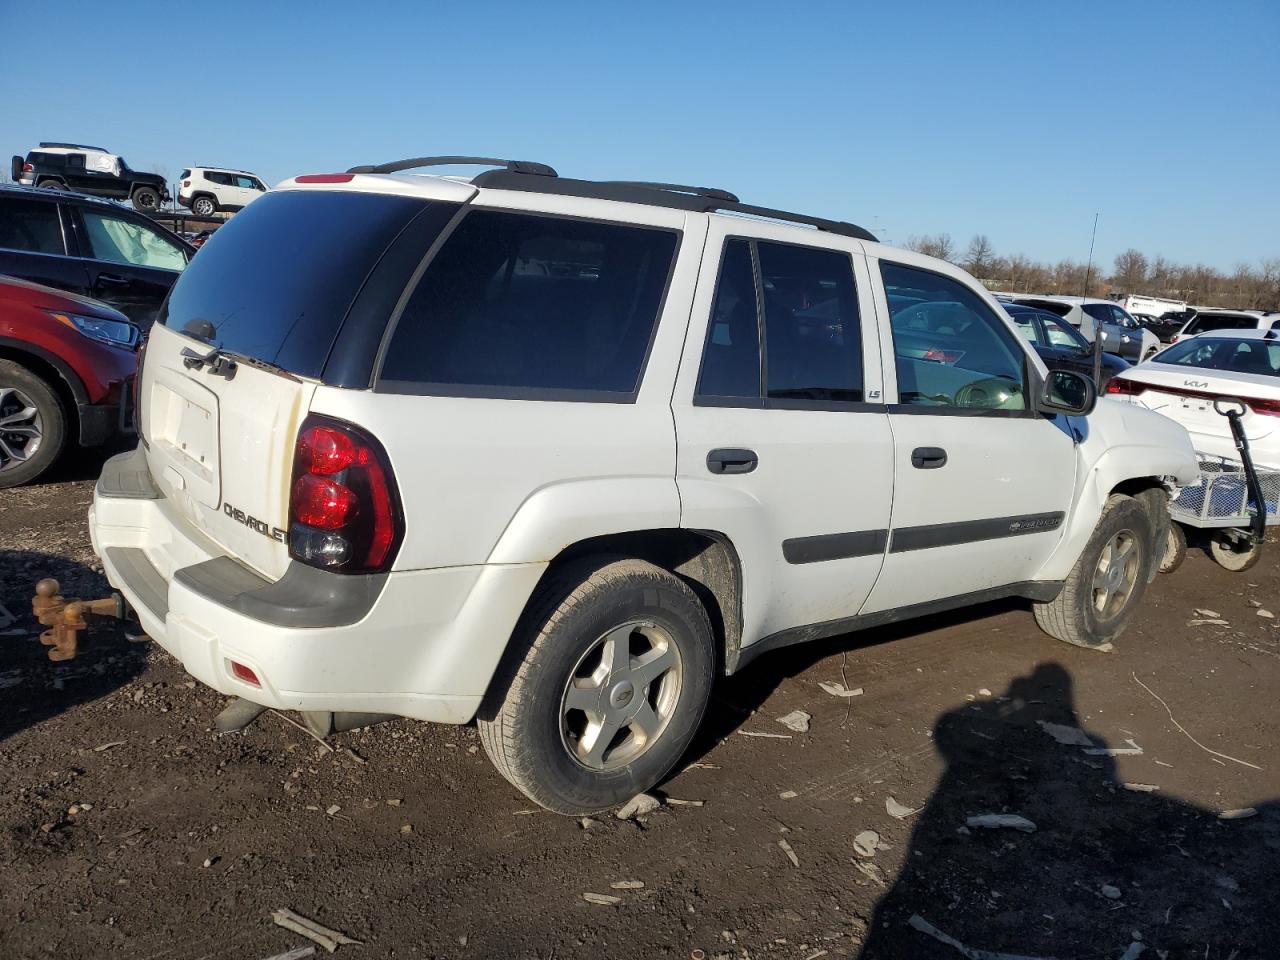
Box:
[0, 198, 64, 254]
[695, 238, 864, 406]
[380, 210, 678, 400]
[161, 190, 436, 378]
[179, 169, 191, 180]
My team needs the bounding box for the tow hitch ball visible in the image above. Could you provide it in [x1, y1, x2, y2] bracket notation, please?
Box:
[30, 578, 128, 661]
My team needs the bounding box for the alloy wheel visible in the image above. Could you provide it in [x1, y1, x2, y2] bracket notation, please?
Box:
[0, 386, 43, 472]
[560, 620, 683, 771]
[1092, 529, 1140, 621]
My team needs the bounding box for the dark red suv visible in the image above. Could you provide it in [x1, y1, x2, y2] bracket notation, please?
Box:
[0, 276, 138, 487]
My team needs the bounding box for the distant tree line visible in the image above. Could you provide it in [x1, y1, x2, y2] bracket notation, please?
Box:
[905, 233, 1280, 311]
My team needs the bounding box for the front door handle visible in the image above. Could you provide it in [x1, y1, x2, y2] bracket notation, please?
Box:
[911, 446, 948, 469]
[96, 273, 131, 287]
[707, 448, 758, 475]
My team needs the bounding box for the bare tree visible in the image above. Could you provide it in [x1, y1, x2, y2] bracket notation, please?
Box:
[963, 234, 996, 277]
[1111, 249, 1149, 293]
[906, 233, 955, 262]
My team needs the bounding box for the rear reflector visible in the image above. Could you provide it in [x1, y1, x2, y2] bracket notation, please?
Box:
[230, 661, 261, 687]
[295, 173, 355, 184]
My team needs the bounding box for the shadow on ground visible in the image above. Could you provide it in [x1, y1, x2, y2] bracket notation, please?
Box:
[845, 663, 1280, 958]
[0, 550, 145, 743]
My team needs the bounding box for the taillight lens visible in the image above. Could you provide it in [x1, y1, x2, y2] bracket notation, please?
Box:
[1248, 397, 1280, 417]
[132, 337, 148, 439]
[182, 179, 191, 188]
[288, 416, 402, 573]
[1105, 378, 1145, 396]
[22, 163, 33, 173]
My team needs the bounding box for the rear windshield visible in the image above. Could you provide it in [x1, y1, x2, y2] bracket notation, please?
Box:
[159, 190, 433, 377]
[1156, 337, 1279, 377]
[1187, 314, 1256, 334]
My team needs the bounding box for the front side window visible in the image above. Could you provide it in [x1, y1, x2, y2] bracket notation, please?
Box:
[381, 210, 678, 398]
[234, 175, 259, 189]
[0, 198, 64, 254]
[1043, 315, 1088, 352]
[882, 261, 1028, 411]
[81, 210, 188, 271]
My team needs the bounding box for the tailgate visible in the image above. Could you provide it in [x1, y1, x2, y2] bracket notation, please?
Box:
[142, 323, 314, 580]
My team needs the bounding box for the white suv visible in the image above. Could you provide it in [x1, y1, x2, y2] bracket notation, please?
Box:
[90, 157, 1198, 813]
[178, 166, 268, 216]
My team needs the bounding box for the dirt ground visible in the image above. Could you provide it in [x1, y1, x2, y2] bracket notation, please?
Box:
[2, 452, 1278, 960]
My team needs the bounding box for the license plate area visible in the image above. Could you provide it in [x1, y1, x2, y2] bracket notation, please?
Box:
[148, 366, 221, 507]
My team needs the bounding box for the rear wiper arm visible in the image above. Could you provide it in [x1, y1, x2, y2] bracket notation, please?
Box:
[181, 345, 237, 379]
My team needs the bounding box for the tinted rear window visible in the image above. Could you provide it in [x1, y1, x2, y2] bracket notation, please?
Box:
[1156, 337, 1279, 377]
[1188, 314, 1256, 333]
[160, 190, 433, 378]
[380, 209, 678, 399]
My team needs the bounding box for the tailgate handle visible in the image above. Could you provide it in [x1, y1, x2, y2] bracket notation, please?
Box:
[707, 448, 758, 475]
[911, 446, 948, 469]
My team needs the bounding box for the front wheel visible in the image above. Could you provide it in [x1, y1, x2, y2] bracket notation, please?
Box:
[0, 360, 67, 488]
[477, 557, 715, 814]
[1209, 531, 1262, 572]
[131, 186, 160, 211]
[1034, 493, 1153, 649]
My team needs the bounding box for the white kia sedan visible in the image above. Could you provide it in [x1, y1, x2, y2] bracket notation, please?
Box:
[1106, 329, 1280, 468]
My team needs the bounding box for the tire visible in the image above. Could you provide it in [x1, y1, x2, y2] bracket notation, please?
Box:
[38, 179, 67, 191]
[0, 360, 68, 488]
[477, 556, 715, 814]
[131, 186, 160, 212]
[1159, 522, 1187, 574]
[1034, 493, 1153, 649]
[1142, 346, 1159, 362]
[191, 196, 216, 217]
[1209, 532, 1262, 572]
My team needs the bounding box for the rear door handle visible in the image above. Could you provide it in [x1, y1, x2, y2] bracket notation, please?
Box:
[96, 273, 131, 287]
[707, 448, 758, 475]
[911, 446, 948, 469]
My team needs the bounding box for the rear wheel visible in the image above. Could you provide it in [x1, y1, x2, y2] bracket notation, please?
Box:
[131, 186, 160, 211]
[192, 195, 216, 217]
[478, 557, 715, 814]
[38, 179, 67, 191]
[1034, 494, 1153, 649]
[0, 360, 67, 488]
[1209, 531, 1262, 572]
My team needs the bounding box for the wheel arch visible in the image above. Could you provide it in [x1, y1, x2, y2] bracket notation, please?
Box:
[0, 338, 85, 439]
[511, 528, 745, 679]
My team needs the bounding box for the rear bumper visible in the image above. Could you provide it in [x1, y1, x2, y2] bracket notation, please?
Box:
[90, 449, 546, 723]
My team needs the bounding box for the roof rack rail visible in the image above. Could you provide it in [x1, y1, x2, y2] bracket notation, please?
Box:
[345, 156, 558, 177]
[602, 181, 740, 203]
[712, 201, 876, 241]
[39, 141, 109, 152]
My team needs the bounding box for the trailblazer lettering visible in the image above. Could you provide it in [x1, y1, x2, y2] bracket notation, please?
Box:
[223, 502, 286, 543]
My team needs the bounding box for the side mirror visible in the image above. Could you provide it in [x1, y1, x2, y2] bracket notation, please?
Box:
[1039, 369, 1096, 416]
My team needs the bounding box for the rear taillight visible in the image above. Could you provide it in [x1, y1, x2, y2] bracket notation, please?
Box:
[182, 179, 191, 188]
[22, 162, 33, 173]
[1105, 378, 1145, 396]
[1248, 397, 1280, 417]
[288, 416, 402, 573]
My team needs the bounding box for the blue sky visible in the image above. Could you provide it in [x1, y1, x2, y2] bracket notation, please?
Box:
[3, 0, 1276, 271]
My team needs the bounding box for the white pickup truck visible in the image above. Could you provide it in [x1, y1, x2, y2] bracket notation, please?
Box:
[90, 157, 1198, 813]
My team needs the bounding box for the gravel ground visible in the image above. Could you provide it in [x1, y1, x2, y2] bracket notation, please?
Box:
[1, 452, 1278, 960]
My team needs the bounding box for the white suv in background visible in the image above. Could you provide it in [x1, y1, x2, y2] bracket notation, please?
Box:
[90, 157, 1197, 814]
[178, 166, 268, 216]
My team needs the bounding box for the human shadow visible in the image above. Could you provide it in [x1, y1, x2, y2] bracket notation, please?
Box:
[857, 663, 1279, 959]
[0, 550, 146, 742]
